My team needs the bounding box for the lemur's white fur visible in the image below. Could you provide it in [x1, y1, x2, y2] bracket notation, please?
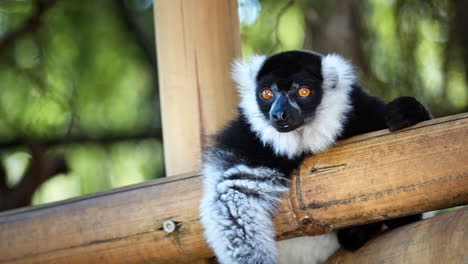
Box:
[277, 233, 340, 264]
[232, 53, 355, 158]
[200, 151, 288, 264]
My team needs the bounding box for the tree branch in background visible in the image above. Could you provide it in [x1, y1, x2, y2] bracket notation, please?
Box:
[441, 0, 457, 104]
[0, 0, 66, 212]
[114, 0, 161, 132]
[348, 1, 371, 76]
[0, 130, 162, 212]
[269, 0, 294, 54]
[114, 0, 157, 71]
[302, 0, 369, 74]
[0, 145, 68, 212]
[0, 163, 7, 192]
[453, 0, 468, 83]
[0, 0, 59, 53]
[0, 131, 163, 150]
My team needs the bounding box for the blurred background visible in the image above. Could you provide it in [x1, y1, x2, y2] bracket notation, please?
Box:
[0, 0, 466, 211]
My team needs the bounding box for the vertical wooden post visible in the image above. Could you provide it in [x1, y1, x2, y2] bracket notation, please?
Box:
[153, 0, 241, 177]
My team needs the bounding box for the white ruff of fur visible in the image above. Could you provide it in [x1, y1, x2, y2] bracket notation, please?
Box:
[232, 54, 355, 158]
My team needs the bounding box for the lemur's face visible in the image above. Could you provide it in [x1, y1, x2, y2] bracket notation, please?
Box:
[255, 51, 324, 132]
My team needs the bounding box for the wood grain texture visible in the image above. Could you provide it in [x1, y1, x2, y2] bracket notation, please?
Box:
[154, 0, 241, 177]
[0, 174, 210, 264]
[0, 114, 466, 263]
[326, 207, 468, 264]
[276, 113, 468, 238]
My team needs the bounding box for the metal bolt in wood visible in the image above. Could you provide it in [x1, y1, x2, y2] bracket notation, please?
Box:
[162, 220, 176, 233]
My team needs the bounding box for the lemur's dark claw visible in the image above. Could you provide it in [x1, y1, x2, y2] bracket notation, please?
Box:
[385, 96, 431, 132]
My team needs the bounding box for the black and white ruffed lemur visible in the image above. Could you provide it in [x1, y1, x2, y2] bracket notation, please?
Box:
[199, 50, 431, 264]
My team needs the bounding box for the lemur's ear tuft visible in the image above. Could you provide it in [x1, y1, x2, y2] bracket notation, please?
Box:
[232, 55, 267, 95]
[321, 54, 356, 90]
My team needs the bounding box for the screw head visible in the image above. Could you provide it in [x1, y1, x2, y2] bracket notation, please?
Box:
[162, 220, 176, 233]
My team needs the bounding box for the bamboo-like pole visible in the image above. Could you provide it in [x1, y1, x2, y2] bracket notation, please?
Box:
[276, 112, 468, 238]
[154, 0, 241, 177]
[0, 114, 467, 263]
[326, 207, 468, 264]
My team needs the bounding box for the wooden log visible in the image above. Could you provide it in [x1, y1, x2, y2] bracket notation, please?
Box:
[276, 112, 468, 238]
[154, 0, 241, 177]
[0, 174, 212, 264]
[0, 113, 467, 263]
[326, 207, 468, 264]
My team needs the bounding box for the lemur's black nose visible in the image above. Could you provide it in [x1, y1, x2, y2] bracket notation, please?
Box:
[272, 111, 287, 121]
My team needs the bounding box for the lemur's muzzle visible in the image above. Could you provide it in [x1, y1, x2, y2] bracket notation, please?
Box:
[269, 94, 303, 132]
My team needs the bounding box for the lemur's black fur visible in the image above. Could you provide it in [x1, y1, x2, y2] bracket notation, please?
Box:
[200, 50, 431, 264]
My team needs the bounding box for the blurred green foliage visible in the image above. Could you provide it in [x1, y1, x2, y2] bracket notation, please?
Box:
[0, 0, 466, 208]
[241, 0, 467, 116]
[0, 0, 162, 206]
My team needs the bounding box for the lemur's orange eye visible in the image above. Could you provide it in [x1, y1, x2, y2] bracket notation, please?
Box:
[298, 87, 311, 97]
[261, 89, 274, 100]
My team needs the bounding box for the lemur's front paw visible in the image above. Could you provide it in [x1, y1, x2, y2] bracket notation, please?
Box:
[385, 96, 431, 132]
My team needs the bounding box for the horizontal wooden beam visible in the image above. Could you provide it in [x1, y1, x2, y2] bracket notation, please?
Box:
[275, 112, 468, 238]
[326, 207, 468, 264]
[0, 113, 467, 263]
